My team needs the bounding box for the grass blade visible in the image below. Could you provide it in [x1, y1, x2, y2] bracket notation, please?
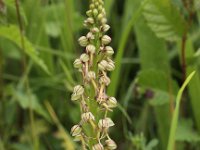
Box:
[167, 71, 196, 150]
[183, 39, 200, 133]
[45, 101, 76, 150]
[108, 0, 149, 96]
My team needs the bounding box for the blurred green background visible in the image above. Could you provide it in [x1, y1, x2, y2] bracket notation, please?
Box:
[0, 0, 200, 149]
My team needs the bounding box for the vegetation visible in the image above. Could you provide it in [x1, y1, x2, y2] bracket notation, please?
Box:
[0, 0, 200, 150]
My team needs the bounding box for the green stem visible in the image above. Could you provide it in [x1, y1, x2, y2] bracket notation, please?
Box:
[0, 48, 3, 100]
[14, 0, 38, 149]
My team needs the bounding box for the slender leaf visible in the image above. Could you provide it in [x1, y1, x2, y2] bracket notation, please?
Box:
[184, 39, 200, 133]
[108, 0, 149, 96]
[167, 71, 196, 150]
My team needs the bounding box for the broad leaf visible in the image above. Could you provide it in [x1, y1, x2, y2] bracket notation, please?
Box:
[133, 1, 172, 147]
[138, 69, 179, 106]
[176, 119, 200, 142]
[146, 139, 159, 150]
[0, 25, 49, 74]
[143, 0, 187, 41]
[12, 88, 50, 121]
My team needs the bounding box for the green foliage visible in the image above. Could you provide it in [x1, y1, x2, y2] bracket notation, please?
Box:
[167, 71, 196, 150]
[131, 134, 158, 150]
[0, 0, 200, 149]
[108, 0, 149, 96]
[132, 0, 172, 148]
[0, 25, 49, 74]
[45, 101, 76, 150]
[12, 87, 50, 121]
[4, 0, 27, 25]
[143, 0, 187, 41]
[184, 40, 200, 133]
[176, 119, 200, 142]
[138, 69, 178, 106]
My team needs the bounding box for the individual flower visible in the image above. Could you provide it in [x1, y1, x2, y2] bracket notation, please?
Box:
[78, 36, 88, 47]
[98, 60, 108, 71]
[99, 75, 110, 86]
[107, 97, 117, 108]
[86, 44, 96, 54]
[98, 117, 115, 130]
[92, 143, 104, 150]
[81, 112, 95, 123]
[71, 85, 84, 101]
[105, 139, 117, 150]
[71, 125, 82, 136]
[102, 35, 111, 45]
[105, 46, 114, 56]
[80, 53, 89, 62]
[106, 61, 115, 71]
[87, 71, 96, 81]
[101, 24, 110, 32]
[73, 59, 82, 69]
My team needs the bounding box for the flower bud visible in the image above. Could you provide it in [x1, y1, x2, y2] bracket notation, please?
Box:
[105, 46, 114, 56]
[73, 134, 82, 142]
[71, 125, 82, 136]
[81, 112, 95, 122]
[106, 61, 115, 71]
[87, 32, 95, 40]
[98, 0, 104, 5]
[71, 93, 80, 101]
[107, 97, 117, 108]
[73, 59, 82, 69]
[98, 60, 108, 71]
[107, 58, 114, 63]
[105, 139, 117, 150]
[92, 143, 104, 150]
[80, 53, 89, 62]
[83, 22, 88, 28]
[93, 9, 98, 16]
[98, 5, 103, 11]
[100, 46, 104, 52]
[78, 36, 88, 47]
[92, 27, 100, 33]
[101, 24, 110, 32]
[86, 17, 94, 24]
[98, 117, 115, 130]
[90, 4, 95, 9]
[88, 71, 96, 80]
[97, 13, 103, 21]
[95, 2, 99, 7]
[71, 85, 84, 101]
[99, 75, 110, 86]
[74, 85, 84, 95]
[102, 35, 111, 45]
[101, 18, 107, 24]
[101, 8, 106, 16]
[86, 10, 92, 17]
[86, 44, 96, 54]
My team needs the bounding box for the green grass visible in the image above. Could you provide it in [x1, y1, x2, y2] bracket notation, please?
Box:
[167, 71, 196, 150]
